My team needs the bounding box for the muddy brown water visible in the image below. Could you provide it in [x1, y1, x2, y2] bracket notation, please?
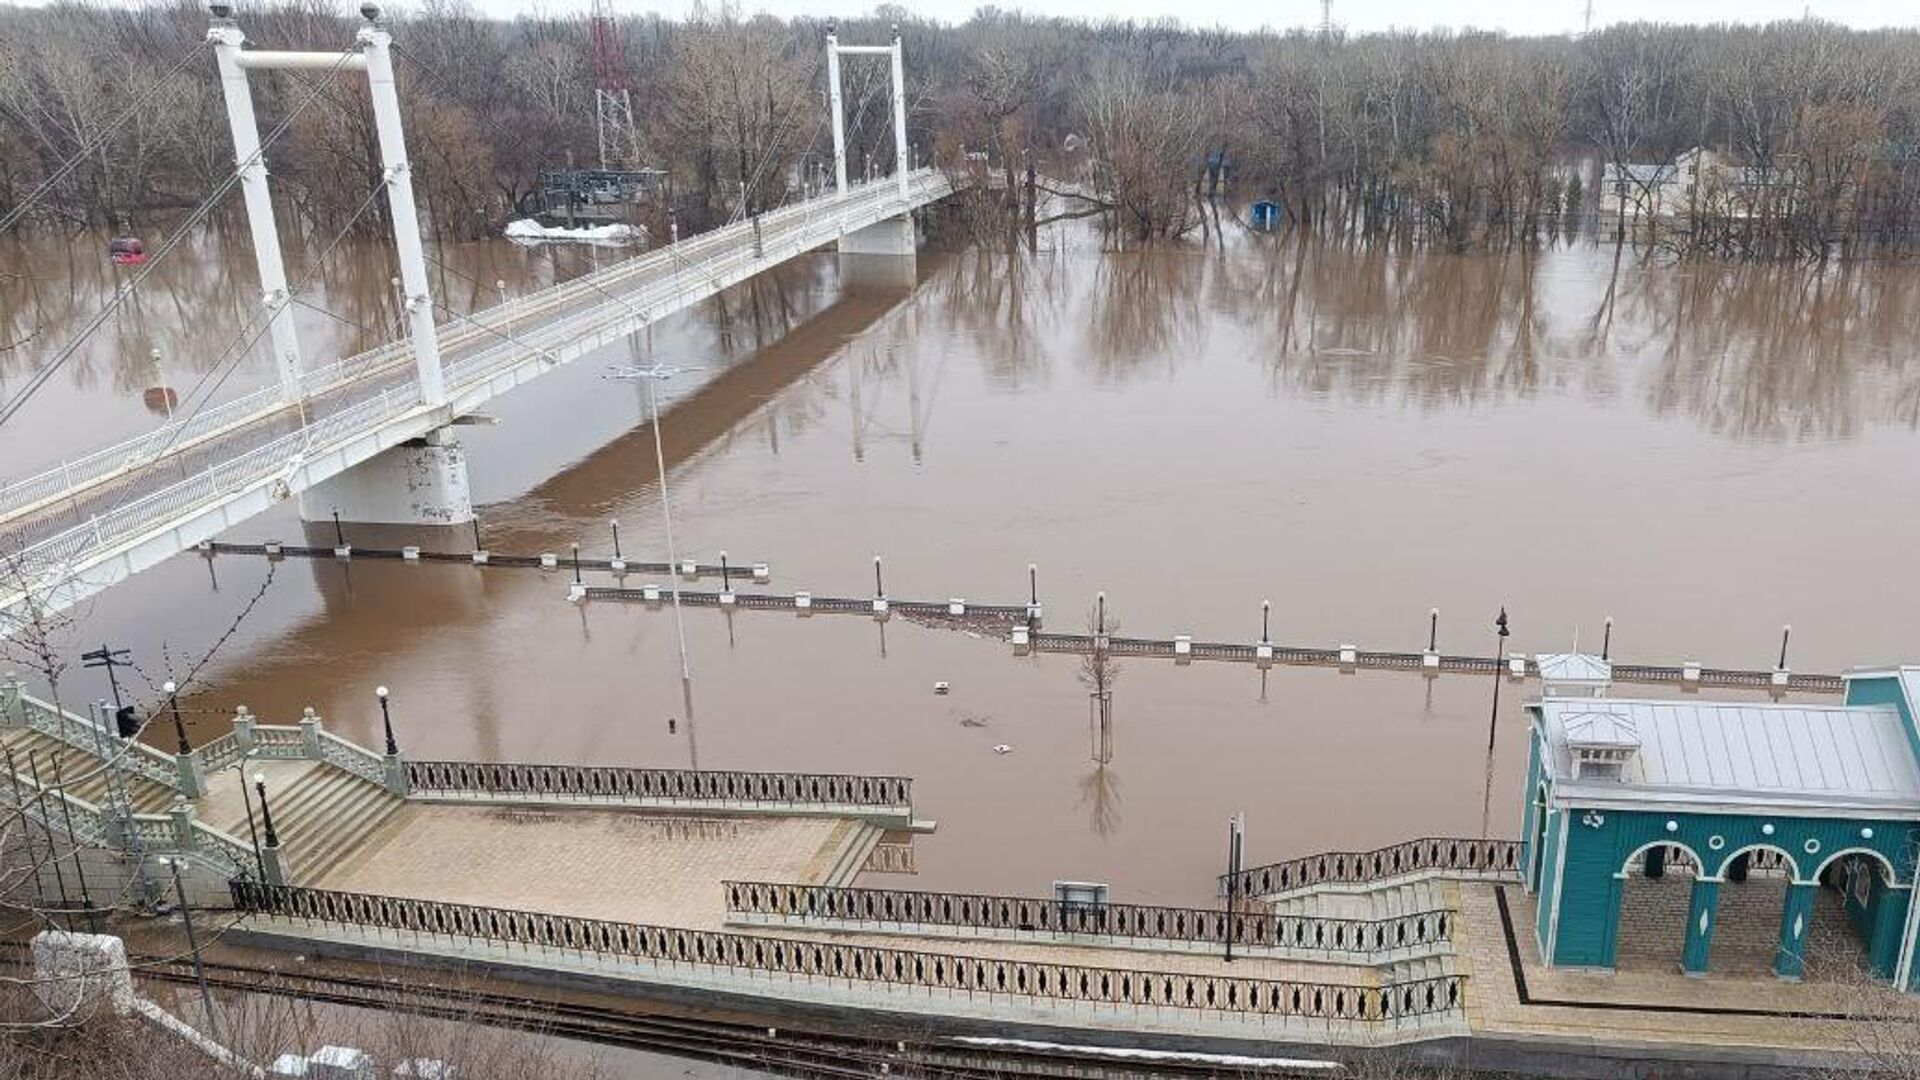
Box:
[9, 223, 1920, 908]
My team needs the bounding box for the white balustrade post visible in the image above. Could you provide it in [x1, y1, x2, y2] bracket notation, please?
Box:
[890, 26, 910, 201]
[0, 673, 20, 728]
[260, 844, 285, 886]
[298, 707, 323, 757]
[826, 26, 847, 195]
[207, 12, 306, 400]
[169, 800, 198, 850]
[231, 705, 256, 753]
[359, 9, 447, 408]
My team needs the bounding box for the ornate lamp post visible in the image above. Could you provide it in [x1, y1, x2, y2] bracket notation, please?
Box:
[162, 680, 190, 754]
[1485, 608, 1510, 754]
[377, 685, 397, 755]
[255, 773, 279, 850]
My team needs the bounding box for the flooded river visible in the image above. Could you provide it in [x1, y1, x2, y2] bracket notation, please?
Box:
[8, 221, 1920, 907]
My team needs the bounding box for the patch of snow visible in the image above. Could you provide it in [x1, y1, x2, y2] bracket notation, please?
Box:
[503, 219, 645, 246]
[947, 1037, 1342, 1070]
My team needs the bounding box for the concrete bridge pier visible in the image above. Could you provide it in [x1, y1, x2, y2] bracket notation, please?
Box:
[838, 214, 918, 291]
[298, 427, 473, 526]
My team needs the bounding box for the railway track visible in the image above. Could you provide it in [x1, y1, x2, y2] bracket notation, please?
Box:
[0, 942, 1345, 1078]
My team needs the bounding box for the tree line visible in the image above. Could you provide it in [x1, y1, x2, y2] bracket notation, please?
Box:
[3, 2, 1919, 258]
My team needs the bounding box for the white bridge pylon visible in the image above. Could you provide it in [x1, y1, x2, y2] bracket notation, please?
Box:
[0, 11, 954, 635]
[825, 21, 912, 201]
[208, 0, 445, 409]
[825, 22, 913, 265]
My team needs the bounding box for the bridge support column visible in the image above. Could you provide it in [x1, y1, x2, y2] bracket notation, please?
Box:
[838, 215, 917, 290]
[297, 428, 473, 526]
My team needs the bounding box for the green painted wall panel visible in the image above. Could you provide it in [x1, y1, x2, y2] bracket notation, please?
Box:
[1535, 807, 1563, 957]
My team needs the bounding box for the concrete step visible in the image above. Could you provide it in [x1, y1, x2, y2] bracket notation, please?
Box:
[822, 823, 884, 887]
[2, 729, 176, 814]
[296, 796, 406, 884]
[253, 764, 405, 885]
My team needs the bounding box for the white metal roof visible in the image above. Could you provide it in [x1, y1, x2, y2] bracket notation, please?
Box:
[1536, 652, 1613, 684]
[1535, 696, 1920, 818]
[1562, 709, 1639, 748]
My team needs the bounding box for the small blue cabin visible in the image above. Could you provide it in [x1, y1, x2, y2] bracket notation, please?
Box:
[1250, 200, 1283, 232]
[1520, 663, 1920, 992]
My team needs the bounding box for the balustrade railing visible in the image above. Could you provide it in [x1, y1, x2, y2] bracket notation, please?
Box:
[10, 690, 182, 792]
[196, 731, 244, 773]
[405, 760, 912, 812]
[725, 882, 1452, 958]
[2, 769, 112, 847]
[1, 764, 253, 877]
[317, 730, 387, 787]
[1228, 838, 1523, 898]
[229, 881, 1464, 1025]
[249, 725, 310, 760]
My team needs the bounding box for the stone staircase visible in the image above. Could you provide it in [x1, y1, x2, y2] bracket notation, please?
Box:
[0, 727, 177, 813]
[214, 763, 406, 884]
[810, 820, 886, 887]
[1263, 876, 1449, 925]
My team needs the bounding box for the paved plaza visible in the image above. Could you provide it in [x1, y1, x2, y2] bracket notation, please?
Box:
[1455, 882, 1920, 1052]
[314, 804, 863, 929]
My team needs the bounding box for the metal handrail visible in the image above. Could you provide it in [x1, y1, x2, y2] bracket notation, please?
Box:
[725, 881, 1452, 956]
[405, 759, 912, 811]
[230, 880, 1466, 1024]
[1227, 837, 1524, 898]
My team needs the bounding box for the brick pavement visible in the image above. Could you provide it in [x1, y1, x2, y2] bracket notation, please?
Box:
[1454, 882, 1920, 1052]
[314, 804, 855, 928]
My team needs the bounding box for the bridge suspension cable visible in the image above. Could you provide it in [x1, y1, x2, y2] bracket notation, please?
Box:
[0, 40, 212, 237]
[0, 46, 362, 433]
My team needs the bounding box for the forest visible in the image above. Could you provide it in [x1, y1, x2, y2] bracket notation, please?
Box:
[3, 1, 1919, 258]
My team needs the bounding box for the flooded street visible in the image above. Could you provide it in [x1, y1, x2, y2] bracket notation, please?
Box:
[14, 222, 1920, 908]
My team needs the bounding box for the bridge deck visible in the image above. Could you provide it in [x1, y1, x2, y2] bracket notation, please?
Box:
[0, 172, 951, 623]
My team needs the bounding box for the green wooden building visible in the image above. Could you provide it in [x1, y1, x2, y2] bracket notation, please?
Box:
[1520, 662, 1920, 991]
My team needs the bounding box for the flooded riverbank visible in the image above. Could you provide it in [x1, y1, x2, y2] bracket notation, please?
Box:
[13, 223, 1920, 906]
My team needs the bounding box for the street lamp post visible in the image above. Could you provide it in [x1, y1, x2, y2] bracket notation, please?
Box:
[1486, 608, 1510, 755]
[227, 756, 263, 881]
[255, 774, 279, 850]
[378, 685, 398, 755]
[605, 362, 694, 686]
[162, 680, 190, 755]
[150, 348, 173, 422]
[159, 857, 219, 1040]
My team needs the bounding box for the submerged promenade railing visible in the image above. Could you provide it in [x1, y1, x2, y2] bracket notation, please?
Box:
[1228, 838, 1523, 899]
[581, 586, 1847, 695]
[229, 881, 1465, 1025]
[405, 760, 913, 815]
[725, 881, 1452, 958]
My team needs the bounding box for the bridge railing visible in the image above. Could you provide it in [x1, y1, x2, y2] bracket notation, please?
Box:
[0, 170, 944, 530]
[404, 760, 913, 816]
[229, 880, 1465, 1026]
[1226, 838, 1523, 899]
[724, 881, 1452, 958]
[2, 173, 951, 611]
[8, 383, 415, 584]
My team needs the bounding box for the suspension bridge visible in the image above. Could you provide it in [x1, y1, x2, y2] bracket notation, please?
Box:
[0, 7, 952, 632]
